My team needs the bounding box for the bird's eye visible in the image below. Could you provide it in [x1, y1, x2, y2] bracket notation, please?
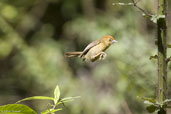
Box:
[108, 38, 112, 41]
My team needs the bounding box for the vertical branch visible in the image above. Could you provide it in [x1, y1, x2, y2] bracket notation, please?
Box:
[157, 0, 167, 113]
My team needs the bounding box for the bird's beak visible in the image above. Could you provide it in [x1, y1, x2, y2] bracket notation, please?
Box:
[112, 40, 117, 43]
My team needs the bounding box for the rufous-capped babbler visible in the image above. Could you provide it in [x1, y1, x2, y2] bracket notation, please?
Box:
[64, 35, 117, 62]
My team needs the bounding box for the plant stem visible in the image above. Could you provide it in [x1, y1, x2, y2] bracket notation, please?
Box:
[157, 0, 168, 113]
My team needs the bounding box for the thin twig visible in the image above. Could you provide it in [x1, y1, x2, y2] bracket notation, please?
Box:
[166, 56, 171, 63]
[113, 0, 153, 18]
[112, 3, 133, 6]
[149, 55, 158, 60]
[131, 0, 152, 17]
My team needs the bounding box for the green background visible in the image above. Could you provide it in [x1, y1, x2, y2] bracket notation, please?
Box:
[0, 0, 171, 113]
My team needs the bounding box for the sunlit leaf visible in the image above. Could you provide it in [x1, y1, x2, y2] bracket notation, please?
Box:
[16, 96, 54, 103]
[0, 104, 36, 114]
[54, 85, 60, 104]
[112, 2, 133, 6]
[144, 101, 154, 105]
[150, 15, 158, 23]
[60, 96, 81, 103]
[41, 108, 62, 114]
[150, 15, 166, 23]
[163, 99, 171, 104]
[157, 15, 165, 19]
[137, 96, 156, 104]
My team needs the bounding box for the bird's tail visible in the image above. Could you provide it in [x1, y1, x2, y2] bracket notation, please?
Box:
[64, 52, 82, 57]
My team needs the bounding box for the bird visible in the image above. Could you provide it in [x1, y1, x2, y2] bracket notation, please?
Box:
[64, 35, 117, 62]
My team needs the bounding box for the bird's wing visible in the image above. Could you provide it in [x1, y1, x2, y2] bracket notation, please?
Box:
[80, 39, 101, 57]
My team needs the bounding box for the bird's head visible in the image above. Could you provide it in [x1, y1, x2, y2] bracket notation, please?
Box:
[101, 35, 117, 46]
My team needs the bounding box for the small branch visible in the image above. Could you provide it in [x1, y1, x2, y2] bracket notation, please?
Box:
[166, 57, 171, 63]
[149, 55, 158, 60]
[113, 0, 153, 18]
[131, 0, 152, 17]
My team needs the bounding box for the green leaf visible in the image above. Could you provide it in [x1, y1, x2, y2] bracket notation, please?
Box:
[144, 101, 155, 105]
[112, 2, 133, 6]
[54, 85, 60, 104]
[60, 96, 80, 103]
[163, 99, 171, 106]
[157, 15, 165, 19]
[41, 108, 62, 114]
[149, 55, 158, 60]
[150, 15, 165, 23]
[16, 96, 54, 103]
[150, 15, 158, 23]
[137, 96, 156, 104]
[0, 104, 37, 114]
[146, 105, 157, 113]
[157, 108, 166, 114]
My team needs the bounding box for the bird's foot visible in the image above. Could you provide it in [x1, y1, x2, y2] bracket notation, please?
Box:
[99, 52, 107, 60]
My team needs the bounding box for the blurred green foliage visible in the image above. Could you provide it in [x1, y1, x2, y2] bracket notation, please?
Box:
[0, 0, 171, 114]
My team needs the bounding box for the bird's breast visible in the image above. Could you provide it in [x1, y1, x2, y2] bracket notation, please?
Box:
[83, 43, 108, 61]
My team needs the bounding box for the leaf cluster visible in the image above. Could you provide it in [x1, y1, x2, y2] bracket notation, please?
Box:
[0, 85, 80, 114]
[138, 96, 171, 113]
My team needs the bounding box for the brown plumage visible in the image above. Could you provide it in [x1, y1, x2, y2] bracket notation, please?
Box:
[64, 35, 117, 62]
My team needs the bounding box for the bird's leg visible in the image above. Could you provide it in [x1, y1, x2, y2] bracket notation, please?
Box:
[99, 52, 107, 60]
[92, 52, 107, 61]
